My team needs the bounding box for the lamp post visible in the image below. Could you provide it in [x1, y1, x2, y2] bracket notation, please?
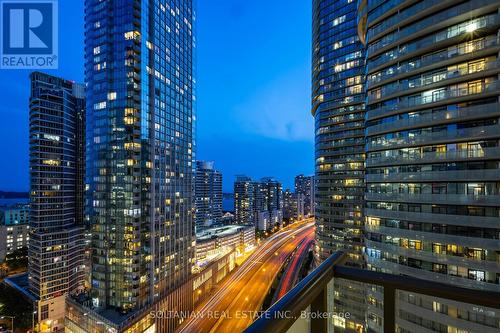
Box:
[0, 315, 14, 332]
[32, 310, 37, 332]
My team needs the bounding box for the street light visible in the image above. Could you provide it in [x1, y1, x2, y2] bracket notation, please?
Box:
[32, 310, 37, 332]
[0, 315, 14, 332]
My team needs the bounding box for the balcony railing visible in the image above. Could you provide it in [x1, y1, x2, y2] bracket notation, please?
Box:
[366, 124, 500, 151]
[366, 80, 500, 119]
[366, 146, 500, 167]
[368, 58, 500, 103]
[366, 35, 500, 88]
[366, 102, 500, 136]
[365, 168, 500, 182]
[366, 192, 500, 206]
[244, 251, 500, 333]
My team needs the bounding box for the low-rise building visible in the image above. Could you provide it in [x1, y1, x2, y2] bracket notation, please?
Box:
[196, 225, 255, 262]
[222, 211, 235, 225]
[0, 204, 29, 262]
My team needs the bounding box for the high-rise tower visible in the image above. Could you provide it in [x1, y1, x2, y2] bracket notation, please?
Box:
[65, 2, 196, 331]
[294, 174, 314, 217]
[312, 0, 367, 331]
[234, 175, 257, 225]
[195, 161, 223, 231]
[29, 72, 86, 331]
[359, 1, 500, 332]
[312, 0, 366, 265]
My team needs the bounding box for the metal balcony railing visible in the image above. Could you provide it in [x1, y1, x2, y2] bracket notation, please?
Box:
[244, 251, 500, 333]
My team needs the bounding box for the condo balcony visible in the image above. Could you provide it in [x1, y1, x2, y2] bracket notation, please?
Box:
[366, 80, 500, 121]
[365, 192, 500, 207]
[366, 36, 500, 89]
[366, 102, 500, 136]
[365, 168, 500, 183]
[366, 146, 500, 167]
[367, 59, 500, 104]
[366, 124, 500, 152]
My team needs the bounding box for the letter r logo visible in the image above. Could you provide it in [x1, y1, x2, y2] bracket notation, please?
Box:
[1, 0, 56, 55]
[9, 8, 48, 48]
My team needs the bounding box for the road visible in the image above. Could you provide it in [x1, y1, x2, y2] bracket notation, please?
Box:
[176, 220, 315, 333]
[275, 233, 315, 300]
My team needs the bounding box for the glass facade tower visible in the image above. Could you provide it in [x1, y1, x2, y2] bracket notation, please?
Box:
[312, 0, 367, 331]
[195, 161, 223, 231]
[234, 175, 256, 226]
[29, 72, 86, 331]
[312, 0, 366, 266]
[359, 1, 500, 332]
[84, 0, 195, 315]
[295, 174, 314, 217]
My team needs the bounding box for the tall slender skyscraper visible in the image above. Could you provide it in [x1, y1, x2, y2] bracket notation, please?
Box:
[294, 174, 314, 217]
[29, 72, 86, 331]
[66, 1, 195, 332]
[312, 0, 367, 331]
[359, 1, 500, 332]
[283, 189, 298, 221]
[234, 175, 257, 225]
[260, 177, 283, 216]
[195, 161, 223, 231]
[312, 0, 366, 265]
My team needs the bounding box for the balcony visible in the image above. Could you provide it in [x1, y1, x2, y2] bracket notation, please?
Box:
[244, 252, 500, 333]
[364, 240, 500, 274]
[365, 192, 500, 206]
[366, 36, 500, 89]
[367, 14, 500, 72]
[366, 124, 500, 151]
[367, 57, 500, 104]
[366, 102, 500, 136]
[364, 225, 500, 252]
[367, 81, 500, 120]
[365, 208, 500, 228]
[366, 0, 500, 57]
[366, 146, 500, 167]
[365, 168, 500, 182]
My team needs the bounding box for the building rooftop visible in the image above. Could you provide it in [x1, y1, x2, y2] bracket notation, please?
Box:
[196, 224, 252, 242]
[3, 272, 37, 302]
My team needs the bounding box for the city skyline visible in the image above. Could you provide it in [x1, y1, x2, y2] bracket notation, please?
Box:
[0, 0, 313, 193]
[0, 1, 499, 333]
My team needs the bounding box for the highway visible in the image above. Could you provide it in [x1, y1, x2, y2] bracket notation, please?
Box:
[175, 219, 315, 333]
[274, 232, 315, 300]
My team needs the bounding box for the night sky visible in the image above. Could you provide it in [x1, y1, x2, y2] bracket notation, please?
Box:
[0, 0, 313, 192]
